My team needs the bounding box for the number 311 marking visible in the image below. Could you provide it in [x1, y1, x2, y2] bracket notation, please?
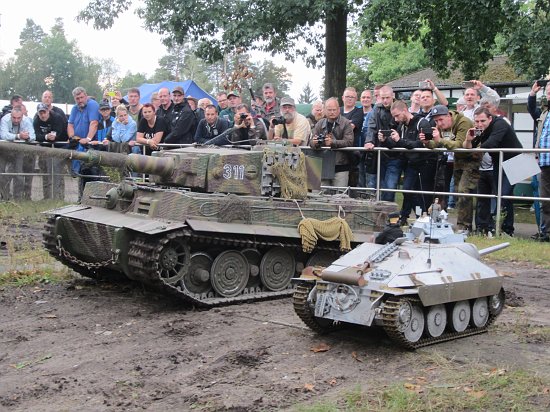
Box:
[223, 164, 245, 180]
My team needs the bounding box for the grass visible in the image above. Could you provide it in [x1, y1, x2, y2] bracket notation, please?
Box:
[294, 357, 550, 412]
[0, 268, 71, 288]
[467, 235, 550, 268]
[0, 199, 69, 282]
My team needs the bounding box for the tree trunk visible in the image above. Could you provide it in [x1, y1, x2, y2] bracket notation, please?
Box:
[324, 7, 348, 101]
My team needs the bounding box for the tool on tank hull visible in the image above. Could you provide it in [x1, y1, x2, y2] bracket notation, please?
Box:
[293, 223, 508, 349]
[8, 143, 397, 307]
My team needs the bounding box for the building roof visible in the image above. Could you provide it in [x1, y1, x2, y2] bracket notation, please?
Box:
[386, 56, 530, 91]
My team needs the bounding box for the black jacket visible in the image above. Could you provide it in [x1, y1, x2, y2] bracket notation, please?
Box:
[480, 116, 523, 163]
[33, 111, 67, 145]
[164, 99, 198, 145]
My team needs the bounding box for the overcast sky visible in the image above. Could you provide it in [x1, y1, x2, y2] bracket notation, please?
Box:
[0, 0, 323, 101]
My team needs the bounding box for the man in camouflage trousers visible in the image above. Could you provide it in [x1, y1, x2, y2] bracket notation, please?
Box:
[421, 105, 480, 232]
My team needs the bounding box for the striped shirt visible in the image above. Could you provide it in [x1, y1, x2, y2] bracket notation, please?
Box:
[539, 113, 550, 167]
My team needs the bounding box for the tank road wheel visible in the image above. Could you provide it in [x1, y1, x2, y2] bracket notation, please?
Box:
[181, 253, 213, 294]
[260, 247, 296, 291]
[211, 250, 249, 297]
[471, 297, 489, 328]
[451, 300, 471, 332]
[305, 251, 339, 268]
[425, 304, 447, 338]
[242, 248, 261, 288]
[396, 300, 425, 343]
[488, 288, 505, 316]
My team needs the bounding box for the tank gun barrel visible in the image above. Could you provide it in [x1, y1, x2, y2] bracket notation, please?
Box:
[478, 242, 510, 256]
[4, 142, 174, 177]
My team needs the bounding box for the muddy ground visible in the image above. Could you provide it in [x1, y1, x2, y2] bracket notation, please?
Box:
[0, 220, 549, 411]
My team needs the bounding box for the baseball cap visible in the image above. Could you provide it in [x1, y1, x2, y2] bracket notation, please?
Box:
[227, 90, 240, 98]
[99, 102, 111, 110]
[280, 97, 295, 107]
[37, 103, 49, 112]
[431, 105, 450, 117]
[172, 86, 184, 95]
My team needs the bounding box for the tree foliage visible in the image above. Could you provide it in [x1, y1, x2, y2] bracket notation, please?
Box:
[0, 18, 101, 102]
[118, 71, 149, 93]
[360, 0, 520, 79]
[298, 83, 317, 104]
[78, 0, 359, 100]
[501, 0, 550, 78]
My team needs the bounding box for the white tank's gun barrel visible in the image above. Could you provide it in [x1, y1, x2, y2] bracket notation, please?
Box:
[478, 242, 510, 256]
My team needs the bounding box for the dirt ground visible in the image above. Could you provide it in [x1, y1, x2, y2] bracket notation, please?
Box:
[1, 220, 550, 411]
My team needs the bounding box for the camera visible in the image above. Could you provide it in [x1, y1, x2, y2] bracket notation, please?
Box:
[420, 126, 433, 140]
[469, 128, 482, 138]
[271, 116, 286, 126]
[315, 132, 327, 148]
[239, 113, 248, 121]
[537, 79, 549, 88]
[418, 81, 431, 90]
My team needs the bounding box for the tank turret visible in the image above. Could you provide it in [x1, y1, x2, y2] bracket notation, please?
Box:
[293, 232, 508, 349]
[6, 141, 399, 307]
[7, 143, 321, 197]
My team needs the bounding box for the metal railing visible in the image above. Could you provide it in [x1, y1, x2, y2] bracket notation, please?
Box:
[1, 140, 547, 236]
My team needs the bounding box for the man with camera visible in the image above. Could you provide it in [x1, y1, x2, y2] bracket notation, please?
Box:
[528, 80, 550, 241]
[219, 91, 242, 126]
[230, 104, 267, 146]
[383, 100, 438, 223]
[267, 97, 310, 146]
[464, 106, 523, 236]
[311, 98, 354, 187]
[364, 85, 401, 200]
[421, 105, 478, 232]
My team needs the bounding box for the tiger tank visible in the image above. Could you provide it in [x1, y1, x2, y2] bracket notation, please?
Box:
[11, 143, 397, 307]
[293, 227, 508, 349]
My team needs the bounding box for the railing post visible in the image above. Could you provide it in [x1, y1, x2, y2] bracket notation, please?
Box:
[375, 149, 381, 201]
[495, 150, 504, 236]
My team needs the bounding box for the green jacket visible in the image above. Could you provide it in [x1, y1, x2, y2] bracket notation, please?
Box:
[428, 111, 480, 166]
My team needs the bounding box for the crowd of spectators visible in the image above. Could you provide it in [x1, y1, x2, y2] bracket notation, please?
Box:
[0, 79, 548, 241]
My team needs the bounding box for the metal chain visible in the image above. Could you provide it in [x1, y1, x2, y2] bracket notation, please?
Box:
[56, 236, 119, 269]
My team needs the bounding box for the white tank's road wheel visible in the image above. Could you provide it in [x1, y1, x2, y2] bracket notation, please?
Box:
[489, 288, 505, 316]
[471, 297, 489, 327]
[397, 300, 425, 343]
[425, 304, 447, 337]
[451, 300, 471, 332]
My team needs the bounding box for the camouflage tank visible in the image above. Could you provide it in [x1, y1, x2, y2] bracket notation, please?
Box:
[12, 143, 397, 307]
[293, 227, 508, 349]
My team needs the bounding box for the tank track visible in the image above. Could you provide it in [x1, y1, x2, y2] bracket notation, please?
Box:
[381, 296, 500, 350]
[126, 230, 310, 307]
[44, 215, 345, 308]
[293, 282, 340, 334]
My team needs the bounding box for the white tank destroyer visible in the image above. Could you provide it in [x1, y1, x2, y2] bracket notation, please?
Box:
[293, 219, 508, 349]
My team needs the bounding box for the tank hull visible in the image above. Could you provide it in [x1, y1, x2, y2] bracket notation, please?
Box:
[293, 240, 506, 349]
[44, 181, 397, 307]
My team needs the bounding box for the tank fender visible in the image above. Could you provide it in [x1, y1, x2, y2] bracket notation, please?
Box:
[417, 276, 503, 306]
[46, 206, 186, 235]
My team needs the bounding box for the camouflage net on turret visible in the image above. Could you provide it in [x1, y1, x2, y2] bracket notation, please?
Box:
[298, 217, 353, 253]
[268, 151, 307, 200]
